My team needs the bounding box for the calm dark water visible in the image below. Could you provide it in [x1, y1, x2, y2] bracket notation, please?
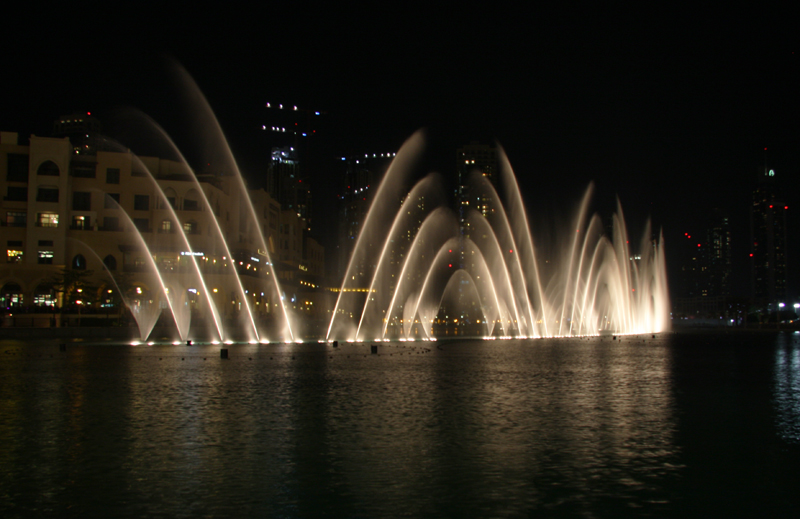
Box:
[1, 332, 799, 517]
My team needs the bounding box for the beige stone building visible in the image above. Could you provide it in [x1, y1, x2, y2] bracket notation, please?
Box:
[0, 128, 325, 338]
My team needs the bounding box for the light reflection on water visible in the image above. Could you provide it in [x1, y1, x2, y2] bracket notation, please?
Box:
[1, 334, 799, 517]
[774, 333, 800, 443]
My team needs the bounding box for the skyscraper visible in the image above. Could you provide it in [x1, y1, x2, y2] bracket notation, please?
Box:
[336, 153, 392, 282]
[707, 208, 732, 299]
[751, 166, 788, 310]
[53, 112, 103, 156]
[262, 102, 325, 233]
[266, 146, 312, 232]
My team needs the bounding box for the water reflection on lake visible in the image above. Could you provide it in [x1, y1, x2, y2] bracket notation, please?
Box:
[774, 333, 800, 443]
[1, 333, 799, 517]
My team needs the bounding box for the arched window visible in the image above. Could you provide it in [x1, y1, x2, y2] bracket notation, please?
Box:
[0, 283, 23, 308]
[72, 254, 87, 270]
[103, 254, 117, 271]
[37, 160, 60, 176]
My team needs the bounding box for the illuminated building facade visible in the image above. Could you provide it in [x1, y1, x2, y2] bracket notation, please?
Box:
[0, 128, 324, 325]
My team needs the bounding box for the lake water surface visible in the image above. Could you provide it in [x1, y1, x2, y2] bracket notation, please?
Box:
[1, 332, 799, 517]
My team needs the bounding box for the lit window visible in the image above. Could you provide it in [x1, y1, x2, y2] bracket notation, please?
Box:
[37, 213, 59, 228]
[183, 221, 198, 234]
[34, 291, 56, 307]
[72, 215, 89, 230]
[38, 250, 54, 264]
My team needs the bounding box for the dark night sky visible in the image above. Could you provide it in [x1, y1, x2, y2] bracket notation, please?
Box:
[4, 5, 799, 298]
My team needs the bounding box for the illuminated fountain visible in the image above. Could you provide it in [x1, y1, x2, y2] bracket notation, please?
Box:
[81, 68, 295, 344]
[86, 65, 665, 343]
[327, 131, 670, 341]
[85, 136, 295, 344]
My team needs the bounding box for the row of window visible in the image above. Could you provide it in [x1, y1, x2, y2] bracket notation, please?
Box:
[5, 155, 124, 184]
[4, 211, 199, 234]
[0, 282, 198, 309]
[6, 249, 57, 264]
[0, 289, 113, 308]
[3, 187, 208, 215]
[5, 160, 224, 214]
[129, 218, 199, 234]
[0, 290, 57, 307]
[6, 247, 118, 269]
[3, 187, 125, 207]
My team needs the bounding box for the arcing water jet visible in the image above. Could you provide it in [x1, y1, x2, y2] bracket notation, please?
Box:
[328, 132, 670, 341]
